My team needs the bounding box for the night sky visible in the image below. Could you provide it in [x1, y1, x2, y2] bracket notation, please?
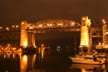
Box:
[0, 0, 108, 25]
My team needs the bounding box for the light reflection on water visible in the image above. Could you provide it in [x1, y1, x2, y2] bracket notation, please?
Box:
[20, 55, 28, 72]
[69, 63, 106, 72]
[0, 50, 107, 72]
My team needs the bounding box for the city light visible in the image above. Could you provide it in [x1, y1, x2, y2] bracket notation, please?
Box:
[102, 19, 106, 24]
[47, 23, 53, 27]
[0, 26, 3, 29]
[58, 23, 63, 26]
[12, 25, 15, 28]
[21, 21, 25, 24]
[16, 25, 19, 28]
[82, 17, 86, 20]
[105, 32, 108, 34]
[6, 27, 9, 31]
[29, 26, 34, 29]
[38, 24, 43, 28]
[71, 21, 75, 27]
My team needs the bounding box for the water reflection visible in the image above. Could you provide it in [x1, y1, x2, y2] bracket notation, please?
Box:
[0, 53, 21, 72]
[20, 55, 28, 72]
[0, 47, 108, 72]
[37, 44, 46, 60]
[69, 63, 107, 72]
[20, 54, 36, 72]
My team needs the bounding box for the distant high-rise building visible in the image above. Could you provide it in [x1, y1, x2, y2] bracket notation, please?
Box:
[102, 19, 108, 48]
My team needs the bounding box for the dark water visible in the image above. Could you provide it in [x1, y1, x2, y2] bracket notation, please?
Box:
[0, 47, 106, 72]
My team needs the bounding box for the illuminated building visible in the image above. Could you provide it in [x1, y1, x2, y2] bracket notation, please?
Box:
[102, 19, 108, 48]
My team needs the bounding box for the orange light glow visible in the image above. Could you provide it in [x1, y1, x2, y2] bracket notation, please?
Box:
[23, 55, 28, 62]
[20, 30, 28, 48]
[80, 16, 91, 48]
[20, 55, 28, 72]
[23, 41, 28, 48]
[82, 17, 86, 20]
[102, 19, 106, 24]
[81, 68, 86, 72]
[80, 26, 89, 46]
[20, 21, 28, 48]
[38, 24, 43, 28]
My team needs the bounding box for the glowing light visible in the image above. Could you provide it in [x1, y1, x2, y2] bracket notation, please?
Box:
[104, 45, 108, 48]
[105, 32, 108, 34]
[82, 17, 86, 20]
[4, 55, 6, 59]
[80, 26, 89, 46]
[80, 16, 91, 49]
[41, 49, 44, 59]
[56, 46, 61, 52]
[38, 24, 43, 27]
[12, 25, 15, 28]
[87, 19, 91, 27]
[58, 23, 63, 26]
[22, 55, 27, 62]
[20, 22, 28, 48]
[21, 22, 25, 24]
[47, 24, 53, 27]
[31, 33, 37, 48]
[102, 19, 106, 24]
[21, 55, 28, 72]
[6, 27, 9, 31]
[29, 26, 34, 29]
[40, 44, 46, 59]
[96, 42, 103, 49]
[16, 25, 19, 28]
[20, 30, 28, 48]
[31, 54, 36, 68]
[99, 42, 102, 45]
[0, 26, 3, 29]
[23, 41, 28, 48]
[71, 21, 75, 27]
[12, 54, 15, 59]
[81, 68, 86, 72]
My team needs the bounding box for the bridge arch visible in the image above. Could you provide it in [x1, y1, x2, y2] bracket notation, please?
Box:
[20, 19, 81, 48]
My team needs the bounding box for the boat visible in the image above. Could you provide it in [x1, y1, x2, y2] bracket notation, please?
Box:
[69, 52, 105, 65]
[69, 39, 105, 65]
[69, 63, 101, 70]
[69, 63, 105, 72]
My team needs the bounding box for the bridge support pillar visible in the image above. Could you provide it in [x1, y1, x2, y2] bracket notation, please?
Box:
[80, 16, 91, 53]
[32, 33, 37, 48]
[20, 21, 28, 48]
[20, 21, 36, 48]
[28, 32, 36, 48]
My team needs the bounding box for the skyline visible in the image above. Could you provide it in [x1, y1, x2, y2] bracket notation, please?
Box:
[0, 0, 108, 25]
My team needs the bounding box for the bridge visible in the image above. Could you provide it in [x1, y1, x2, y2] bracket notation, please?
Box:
[20, 17, 103, 49]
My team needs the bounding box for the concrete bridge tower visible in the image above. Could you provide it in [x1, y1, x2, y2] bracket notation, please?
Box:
[20, 21, 28, 48]
[80, 16, 92, 52]
[20, 21, 36, 48]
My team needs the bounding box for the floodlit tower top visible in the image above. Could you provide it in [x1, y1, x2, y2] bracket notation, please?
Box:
[102, 19, 106, 24]
[81, 16, 91, 27]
